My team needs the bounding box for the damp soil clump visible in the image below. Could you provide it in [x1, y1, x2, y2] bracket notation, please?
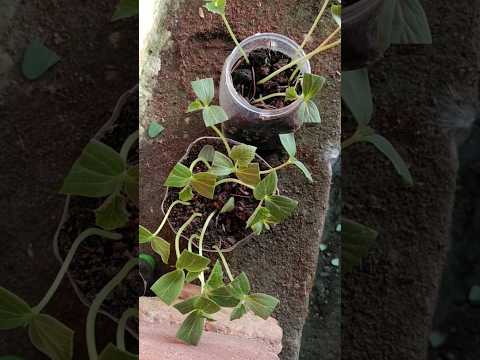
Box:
[165, 139, 270, 251]
[231, 48, 298, 109]
[58, 93, 142, 319]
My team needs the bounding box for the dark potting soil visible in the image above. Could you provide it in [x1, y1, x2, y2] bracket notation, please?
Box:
[165, 139, 270, 251]
[231, 48, 298, 109]
[58, 93, 142, 319]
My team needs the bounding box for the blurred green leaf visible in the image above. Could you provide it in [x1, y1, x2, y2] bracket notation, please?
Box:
[28, 314, 73, 360]
[302, 74, 325, 102]
[147, 122, 164, 138]
[0, 287, 33, 330]
[342, 218, 378, 272]
[230, 144, 257, 167]
[220, 197, 235, 214]
[22, 39, 60, 80]
[112, 0, 139, 21]
[95, 195, 129, 230]
[203, 0, 226, 15]
[279, 133, 296, 157]
[202, 106, 229, 127]
[342, 69, 372, 125]
[179, 186, 194, 202]
[98, 343, 137, 360]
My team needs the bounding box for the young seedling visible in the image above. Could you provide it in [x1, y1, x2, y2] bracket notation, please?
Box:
[0, 228, 122, 360]
[202, 0, 249, 64]
[61, 131, 139, 230]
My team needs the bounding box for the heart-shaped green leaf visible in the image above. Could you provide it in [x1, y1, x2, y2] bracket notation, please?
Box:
[179, 186, 194, 201]
[203, 0, 226, 15]
[292, 159, 313, 183]
[151, 270, 185, 305]
[302, 74, 326, 102]
[265, 195, 298, 222]
[147, 122, 164, 138]
[253, 171, 278, 201]
[220, 197, 235, 214]
[174, 296, 201, 315]
[298, 100, 321, 123]
[230, 144, 257, 167]
[95, 195, 129, 230]
[0, 287, 33, 330]
[198, 145, 215, 163]
[192, 78, 214, 106]
[164, 163, 193, 188]
[176, 250, 210, 273]
[342, 69, 372, 126]
[208, 286, 239, 307]
[244, 293, 279, 320]
[202, 106, 229, 127]
[187, 99, 204, 113]
[230, 303, 247, 321]
[176, 310, 205, 346]
[22, 39, 60, 80]
[111, 0, 139, 21]
[28, 314, 73, 360]
[210, 151, 235, 176]
[230, 272, 250, 299]
[191, 172, 217, 199]
[124, 166, 139, 205]
[236, 163, 261, 187]
[331, 4, 341, 26]
[98, 343, 137, 360]
[151, 236, 170, 264]
[60, 140, 126, 197]
[205, 260, 224, 290]
[342, 218, 378, 272]
[279, 133, 296, 157]
[246, 206, 271, 229]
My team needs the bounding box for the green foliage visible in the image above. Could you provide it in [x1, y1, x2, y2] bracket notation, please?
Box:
[230, 144, 256, 167]
[210, 151, 235, 176]
[342, 69, 373, 126]
[298, 99, 321, 123]
[331, 4, 341, 26]
[112, 0, 139, 21]
[98, 344, 137, 360]
[61, 133, 139, 231]
[176, 250, 210, 273]
[220, 197, 235, 213]
[176, 310, 206, 346]
[22, 39, 60, 80]
[342, 218, 378, 272]
[253, 172, 278, 201]
[203, 0, 226, 15]
[0, 287, 33, 330]
[265, 195, 298, 222]
[150, 270, 185, 305]
[279, 133, 313, 183]
[187, 78, 229, 127]
[236, 163, 261, 186]
[302, 74, 326, 102]
[164, 163, 217, 199]
[28, 314, 74, 360]
[147, 122, 164, 138]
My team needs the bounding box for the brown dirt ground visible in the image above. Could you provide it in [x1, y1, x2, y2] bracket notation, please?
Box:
[342, 0, 479, 359]
[140, 0, 340, 359]
[0, 1, 138, 358]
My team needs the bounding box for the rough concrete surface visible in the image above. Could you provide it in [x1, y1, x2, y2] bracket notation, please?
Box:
[139, 1, 340, 359]
[140, 285, 282, 360]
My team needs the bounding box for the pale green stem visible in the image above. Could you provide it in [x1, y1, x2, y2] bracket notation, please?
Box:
[116, 308, 139, 352]
[120, 131, 139, 162]
[214, 246, 234, 282]
[259, 160, 292, 175]
[153, 200, 190, 236]
[175, 213, 203, 258]
[189, 158, 211, 171]
[289, 67, 301, 84]
[34, 228, 122, 313]
[198, 211, 217, 293]
[342, 133, 361, 150]
[253, 92, 286, 104]
[258, 36, 341, 85]
[299, 0, 329, 50]
[87, 258, 138, 360]
[211, 125, 231, 155]
[215, 178, 255, 190]
[221, 14, 249, 64]
[188, 234, 201, 252]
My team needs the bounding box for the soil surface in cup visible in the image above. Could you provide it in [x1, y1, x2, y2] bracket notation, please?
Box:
[58, 94, 142, 319]
[165, 139, 269, 251]
[231, 48, 299, 109]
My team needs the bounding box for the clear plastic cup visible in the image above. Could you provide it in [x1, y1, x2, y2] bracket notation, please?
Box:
[220, 33, 311, 150]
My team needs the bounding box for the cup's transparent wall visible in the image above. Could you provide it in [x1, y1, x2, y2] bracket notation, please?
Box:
[220, 33, 311, 150]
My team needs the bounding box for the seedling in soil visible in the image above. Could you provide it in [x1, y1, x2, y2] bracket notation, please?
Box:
[203, 0, 249, 64]
[139, 78, 318, 345]
[0, 228, 122, 360]
[60, 131, 139, 230]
